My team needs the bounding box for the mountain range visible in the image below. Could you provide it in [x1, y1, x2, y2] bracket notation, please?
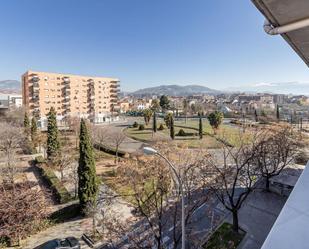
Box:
[131, 84, 221, 96]
[0, 80, 21, 94]
[1, 79, 309, 96]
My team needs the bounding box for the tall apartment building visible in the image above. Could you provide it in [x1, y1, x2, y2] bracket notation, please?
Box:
[22, 70, 120, 126]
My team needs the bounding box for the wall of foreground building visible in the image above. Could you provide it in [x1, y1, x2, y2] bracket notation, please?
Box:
[261, 162, 309, 249]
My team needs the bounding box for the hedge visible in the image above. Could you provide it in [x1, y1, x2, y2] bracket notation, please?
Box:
[49, 203, 81, 223]
[36, 164, 72, 204]
[94, 143, 127, 157]
[35, 155, 46, 164]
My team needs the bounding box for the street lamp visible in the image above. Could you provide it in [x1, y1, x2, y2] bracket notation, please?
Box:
[143, 147, 186, 249]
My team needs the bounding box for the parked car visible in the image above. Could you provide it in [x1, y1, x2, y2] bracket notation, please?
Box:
[34, 237, 80, 249]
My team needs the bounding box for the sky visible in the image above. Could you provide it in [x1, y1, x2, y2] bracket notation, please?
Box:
[0, 0, 309, 92]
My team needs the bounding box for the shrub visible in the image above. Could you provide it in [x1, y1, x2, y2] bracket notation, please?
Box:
[133, 121, 138, 128]
[158, 123, 164, 130]
[295, 150, 309, 164]
[35, 155, 46, 164]
[177, 129, 186, 136]
[138, 124, 145, 130]
[37, 165, 72, 204]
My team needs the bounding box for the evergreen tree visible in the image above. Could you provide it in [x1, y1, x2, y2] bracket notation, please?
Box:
[276, 105, 280, 121]
[254, 109, 258, 122]
[208, 111, 224, 134]
[47, 107, 60, 159]
[24, 112, 30, 136]
[199, 114, 203, 139]
[78, 119, 98, 214]
[160, 95, 170, 111]
[170, 115, 175, 140]
[31, 117, 38, 147]
[24, 112, 30, 129]
[153, 111, 157, 133]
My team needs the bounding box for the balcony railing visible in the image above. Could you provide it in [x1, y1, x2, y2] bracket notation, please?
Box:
[31, 76, 40, 83]
[63, 77, 70, 83]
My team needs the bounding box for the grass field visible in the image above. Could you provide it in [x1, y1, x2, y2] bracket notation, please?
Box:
[125, 118, 249, 148]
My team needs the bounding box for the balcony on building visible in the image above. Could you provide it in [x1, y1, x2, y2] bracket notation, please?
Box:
[110, 88, 120, 93]
[62, 76, 70, 83]
[31, 75, 40, 83]
[110, 81, 120, 88]
[32, 82, 40, 90]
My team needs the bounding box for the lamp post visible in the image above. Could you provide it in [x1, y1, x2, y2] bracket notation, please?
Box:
[143, 146, 185, 249]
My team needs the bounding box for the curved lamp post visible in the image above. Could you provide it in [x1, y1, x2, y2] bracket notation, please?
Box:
[143, 146, 185, 249]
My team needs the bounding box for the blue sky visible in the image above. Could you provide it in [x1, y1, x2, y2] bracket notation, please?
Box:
[0, 0, 309, 91]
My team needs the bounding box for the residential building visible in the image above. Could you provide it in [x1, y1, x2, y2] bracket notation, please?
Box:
[22, 70, 120, 126]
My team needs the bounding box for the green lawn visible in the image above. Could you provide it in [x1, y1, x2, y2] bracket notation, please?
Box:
[203, 223, 246, 249]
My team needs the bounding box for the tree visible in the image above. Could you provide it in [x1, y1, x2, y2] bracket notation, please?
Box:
[78, 119, 98, 214]
[109, 130, 126, 164]
[143, 108, 152, 125]
[31, 117, 39, 149]
[55, 154, 74, 181]
[183, 99, 189, 124]
[164, 113, 173, 128]
[207, 111, 223, 134]
[254, 126, 298, 191]
[23, 112, 30, 135]
[0, 182, 48, 246]
[66, 116, 81, 149]
[151, 99, 160, 112]
[254, 109, 258, 122]
[203, 133, 258, 232]
[159, 95, 170, 111]
[170, 115, 175, 140]
[47, 107, 60, 160]
[0, 123, 24, 184]
[153, 111, 157, 133]
[104, 145, 213, 249]
[276, 105, 280, 121]
[199, 114, 203, 139]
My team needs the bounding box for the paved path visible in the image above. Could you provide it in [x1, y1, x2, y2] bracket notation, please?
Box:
[232, 182, 287, 249]
[97, 121, 146, 154]
[22, 217, 92, 249]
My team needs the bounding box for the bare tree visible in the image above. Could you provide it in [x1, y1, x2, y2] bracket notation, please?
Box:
[203, 132, 258, 233]
[0, 122, 24, 184]
[65, 116, 81, 149]
[54, 153, 74, 181]
[68, 161, 79, 198]
[0, 182, 48, 246]
[104, 144, 213, 249]
[92, 126, 110, 147]
[254, 125, 299, 191]
[109, 130, 126, 164]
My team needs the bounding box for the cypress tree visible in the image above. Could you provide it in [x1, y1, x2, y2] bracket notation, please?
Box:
[276, 105, 280, 121]
[254, 109, 258, 122]
[170, 115, 175, 140]
[78, 119, 98, 214]
[47, 107, 60, 159]
[24, 112, 30, 136]
[153, 112, 157, 133]
[199, 114, 203, 139]
[24, 112, 30, 129]
[31, 117, 38, 148]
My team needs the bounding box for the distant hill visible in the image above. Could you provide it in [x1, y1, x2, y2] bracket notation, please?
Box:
[131, 84, 221, 96]
[0, 80, 21, 94]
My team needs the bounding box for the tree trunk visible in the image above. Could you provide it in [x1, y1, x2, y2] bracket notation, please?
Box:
[115, 148, 118, 165]
[232, 210, 239, 233]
